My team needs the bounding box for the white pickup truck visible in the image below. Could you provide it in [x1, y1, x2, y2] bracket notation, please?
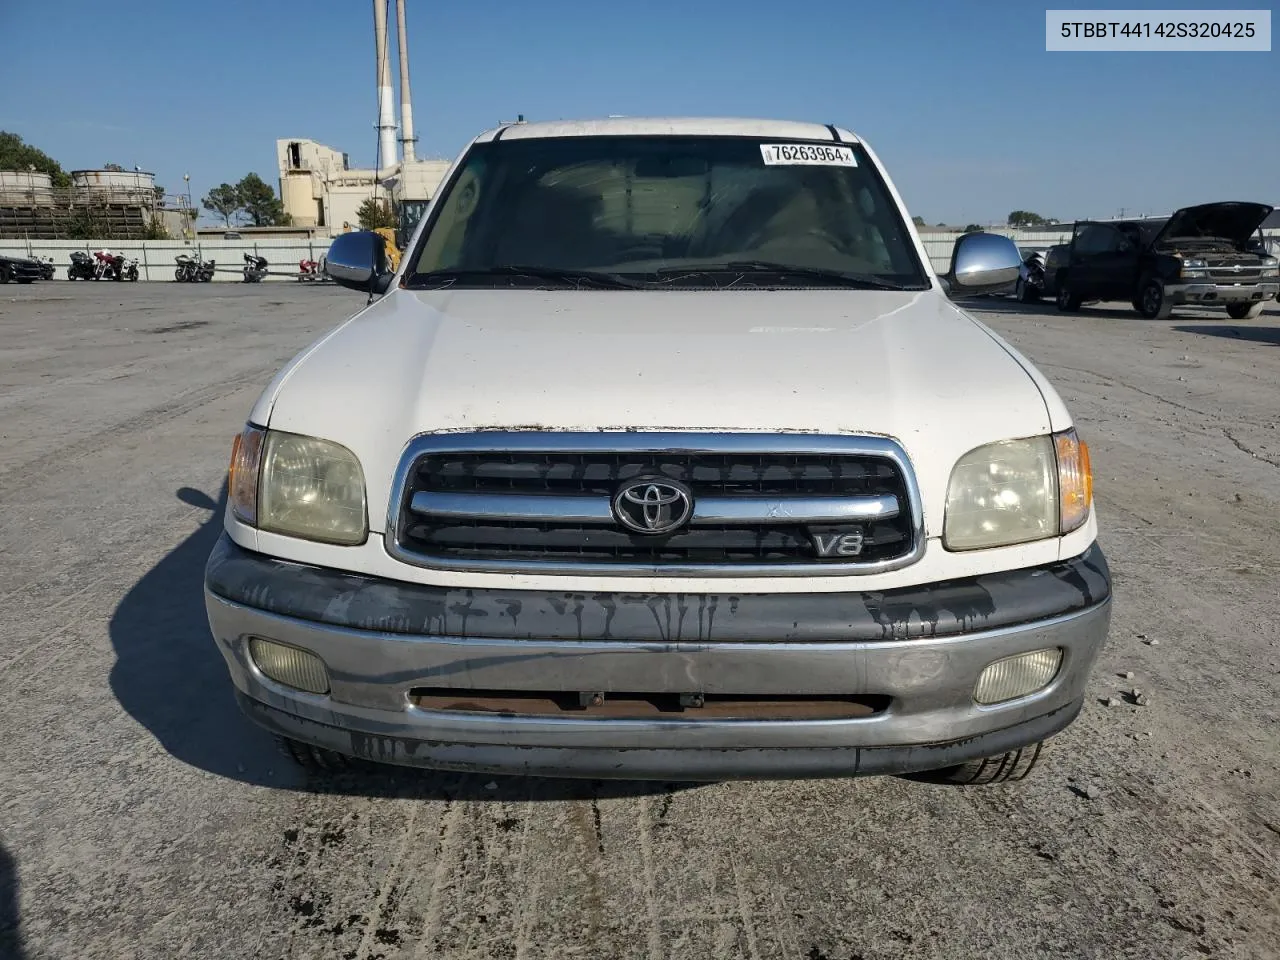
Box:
[204, 117, 1111, 784]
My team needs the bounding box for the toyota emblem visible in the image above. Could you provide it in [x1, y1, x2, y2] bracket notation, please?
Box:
[612, 478, 694, 535]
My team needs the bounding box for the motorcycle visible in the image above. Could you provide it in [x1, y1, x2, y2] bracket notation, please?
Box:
[242, 253, 269, 282]
[174, 254, 195, 282]
[297, 257, 330, 282]
[37, 256, 55, 280]
[175, 254, 215, 282]
[93, 250, 122, 281]
[117, 256, 140, 281]
[68, 251, 96, 281]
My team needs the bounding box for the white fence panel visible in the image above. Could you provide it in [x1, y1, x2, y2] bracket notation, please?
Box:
[0, 237, 335, 282]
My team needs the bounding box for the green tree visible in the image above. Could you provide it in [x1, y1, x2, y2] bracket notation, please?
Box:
[202, 183, 241, 226]
[911, 215, 926, 227]
[143, 216, 170, 240]
[962, 224, 983, 234]
[237, 173, 285, 226]
[357, 197, 397, 230]
[0, 131, 70, 188]
[1007, 210, 1050, 228]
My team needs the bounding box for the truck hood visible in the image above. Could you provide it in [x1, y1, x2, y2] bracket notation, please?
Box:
[258, 288, 1058, 536]
[1154, 201, 1273, 247]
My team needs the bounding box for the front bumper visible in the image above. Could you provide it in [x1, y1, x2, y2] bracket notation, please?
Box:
[1, 260, 44, 281]
[204, 534, 1112, 780]
[1166, 280, 1278, 304]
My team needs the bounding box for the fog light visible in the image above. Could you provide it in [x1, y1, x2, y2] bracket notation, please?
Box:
[248, 637, 330, 694]
[974, 648, 1062, 705]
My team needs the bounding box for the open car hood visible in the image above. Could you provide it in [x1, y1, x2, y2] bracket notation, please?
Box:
[1153, 201, 1274, 247]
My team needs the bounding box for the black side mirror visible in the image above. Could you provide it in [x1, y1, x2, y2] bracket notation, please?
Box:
[324, 231, 395, 296]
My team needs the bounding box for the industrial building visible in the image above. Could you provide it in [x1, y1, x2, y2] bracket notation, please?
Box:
[276, 138, 448, 238]
[0, 166, 189, 240]
[276, 0, 450, 241]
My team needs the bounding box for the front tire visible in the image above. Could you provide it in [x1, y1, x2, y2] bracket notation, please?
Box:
[1055, 278, 1081, 312]
[1138, 278, 1172, 320]
[909, 741, 1044, 785]
[1225, 301, 1264, 321]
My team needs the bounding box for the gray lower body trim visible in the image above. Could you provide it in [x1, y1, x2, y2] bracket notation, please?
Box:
[236, 688, 1084, 781]
[204, 533, 1111, 643]
[205, 583, 1111, 780]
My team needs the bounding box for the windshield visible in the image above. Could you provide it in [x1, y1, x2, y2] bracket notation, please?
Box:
[406, 135, 929, 289]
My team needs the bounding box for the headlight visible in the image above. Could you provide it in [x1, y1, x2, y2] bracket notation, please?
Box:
[944, 428, 1092, 551]
[227, 425, 368, 545]
[1180, 258, 1208, 279]
[1261, 258, 1278, 278]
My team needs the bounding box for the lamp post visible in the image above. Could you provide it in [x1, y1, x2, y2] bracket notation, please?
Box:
[183, 173, 193, 243]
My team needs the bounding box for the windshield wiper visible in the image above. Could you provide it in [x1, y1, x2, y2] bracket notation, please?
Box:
[656, 261, 913, 290]
[408, 265, 641, 289]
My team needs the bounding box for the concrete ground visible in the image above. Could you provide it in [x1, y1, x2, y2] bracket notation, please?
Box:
[1, 282, 1277, 960]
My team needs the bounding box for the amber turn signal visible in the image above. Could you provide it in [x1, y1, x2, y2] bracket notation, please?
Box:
[1055, 429, 1093, 534]
[228, 424, 266, 525]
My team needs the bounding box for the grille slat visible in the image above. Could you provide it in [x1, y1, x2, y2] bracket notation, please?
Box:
[395, 440, 919, 571]
[418, 453, 896, 497]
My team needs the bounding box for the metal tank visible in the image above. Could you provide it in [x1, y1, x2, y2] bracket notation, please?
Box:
[0, 170, 55, 205]
[282, 171, 321, 227]
[71, 169, 156, 205]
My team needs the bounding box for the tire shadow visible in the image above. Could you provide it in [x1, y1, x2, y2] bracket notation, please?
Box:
[967, 298, 1142, 321]
[107, 486, 692, 801]
[1174, 324, 1280, 345]
[0, 842, 22, 960]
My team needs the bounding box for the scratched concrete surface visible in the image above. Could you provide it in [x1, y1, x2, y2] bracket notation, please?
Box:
[1, 283, 1277, 960]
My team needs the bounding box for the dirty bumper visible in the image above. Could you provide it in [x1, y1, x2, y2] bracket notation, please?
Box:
[204, 534, 1112, 780]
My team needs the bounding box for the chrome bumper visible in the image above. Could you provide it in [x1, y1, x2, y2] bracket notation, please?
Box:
[204, 536, 1112, 780]
[1166, 281, 1279, 303]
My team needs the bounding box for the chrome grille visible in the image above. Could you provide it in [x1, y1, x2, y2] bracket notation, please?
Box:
[1207, 267, 1262, 282]
[386, 432, 924, 576]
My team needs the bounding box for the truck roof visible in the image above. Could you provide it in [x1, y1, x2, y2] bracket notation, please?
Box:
[472, 116, 862, 144]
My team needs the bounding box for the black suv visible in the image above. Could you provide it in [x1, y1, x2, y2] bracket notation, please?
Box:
[1053, 202, 1277, 320]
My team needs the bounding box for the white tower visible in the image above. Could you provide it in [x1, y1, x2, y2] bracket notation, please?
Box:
[395, 0, 417, 162]
[373, 0, 398, 167]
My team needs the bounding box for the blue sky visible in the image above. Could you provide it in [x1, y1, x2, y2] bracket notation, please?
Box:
[2, 0, 1275, 225]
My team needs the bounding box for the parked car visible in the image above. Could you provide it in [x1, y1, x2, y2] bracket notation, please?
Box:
[204, 117, 1111, 785]
[1014, 245, 1051, 302]
[0, 253, 45, 284]
[1054, 203, 1279, 320]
